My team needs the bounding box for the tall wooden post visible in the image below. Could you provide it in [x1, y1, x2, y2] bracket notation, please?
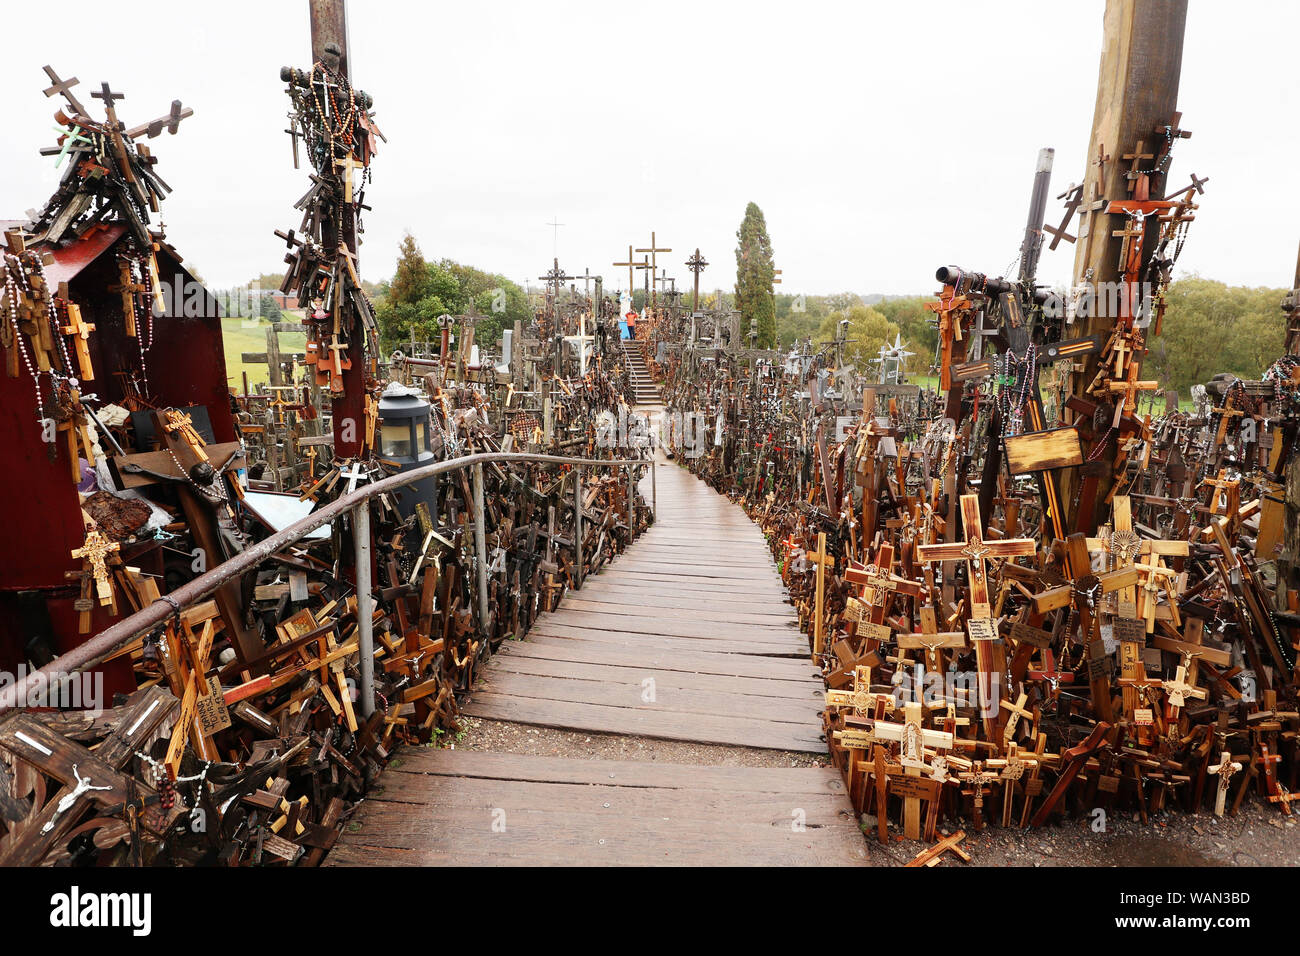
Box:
[1060, 0, 1187, 530]
[307, 0, 368, 459]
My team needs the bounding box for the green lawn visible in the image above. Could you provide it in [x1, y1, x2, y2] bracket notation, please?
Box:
[221, 317, 307, 390]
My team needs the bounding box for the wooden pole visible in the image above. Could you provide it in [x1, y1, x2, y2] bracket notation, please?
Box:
[307, 0, 368, 459]
[1060, 0, 1188, 531]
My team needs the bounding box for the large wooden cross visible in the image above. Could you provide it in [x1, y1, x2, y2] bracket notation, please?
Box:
[636, 231, 671, 308]
[612, 245, 638, 296]
[806, 532, 834, 660]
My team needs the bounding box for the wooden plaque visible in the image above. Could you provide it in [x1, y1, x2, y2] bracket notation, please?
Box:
[967, 618, 997, 642]
[195, 675, 232, 735]
[858, 622, 892, 642]
[890, 775, 941, 801]
[1010, 622, 1052, 648]
[1004, 427, 1084, 475]
[1113, 618, 1146, 644]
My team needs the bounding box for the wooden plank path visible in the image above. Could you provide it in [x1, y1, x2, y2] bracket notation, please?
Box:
[331, 434, 866, 866]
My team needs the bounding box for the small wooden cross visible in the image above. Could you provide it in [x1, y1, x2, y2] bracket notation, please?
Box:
[1207, 749, 1241, 817]
[59, 297, 95, 381]
[71, 530, 120, 607]
[42, 65, 89, 116]
[1122, 139, 1154, 192]
[333, 152, 363, 205]
[905, 829, 971, 868]
[1000, 691, 1033, 744]
[1163, 661, 1206, 713]
[90, 81, 125, 126]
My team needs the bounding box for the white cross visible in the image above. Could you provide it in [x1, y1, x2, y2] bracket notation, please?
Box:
[339, 463, 370, 496]
[563, 314, 595, 376]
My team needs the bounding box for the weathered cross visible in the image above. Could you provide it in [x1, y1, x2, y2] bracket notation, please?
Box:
[42, 65, 89, 116]
[635, 231, 671, 308]
[686, 248, 709, 312]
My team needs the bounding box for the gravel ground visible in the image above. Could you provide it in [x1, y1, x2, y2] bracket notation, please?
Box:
[448, 716, 1299, 867]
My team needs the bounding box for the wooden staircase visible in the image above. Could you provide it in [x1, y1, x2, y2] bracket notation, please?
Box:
[622, 341, 661, 405]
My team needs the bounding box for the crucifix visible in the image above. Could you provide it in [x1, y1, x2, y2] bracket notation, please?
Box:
[333, 152, 363, 205]
[71, 529, 120, 607]
[1207, 749, 1241, 817]
[635, 232, 671, 309]
[917, 494, 1036, 731]
[686, 248, 708, 313]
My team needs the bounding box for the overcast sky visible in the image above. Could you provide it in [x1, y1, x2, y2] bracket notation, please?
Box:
[3, 1, 1296, 298]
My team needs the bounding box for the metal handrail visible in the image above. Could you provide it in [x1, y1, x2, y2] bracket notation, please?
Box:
[0, 450, 654, 714]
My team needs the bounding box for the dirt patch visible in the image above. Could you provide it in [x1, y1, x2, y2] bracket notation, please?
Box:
[450, 716, 826, 769]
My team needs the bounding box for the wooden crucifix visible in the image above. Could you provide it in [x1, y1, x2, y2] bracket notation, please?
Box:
[917, 494, 1036, 731]
[58, 289, 95, 381]
[1207, 749, 1241, 817]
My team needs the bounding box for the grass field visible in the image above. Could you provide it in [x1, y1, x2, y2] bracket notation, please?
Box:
[221, 317, 307, 390]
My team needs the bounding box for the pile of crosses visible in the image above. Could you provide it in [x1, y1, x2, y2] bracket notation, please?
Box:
[0, 62, 652, 866]
[661, 136, 1300, 849]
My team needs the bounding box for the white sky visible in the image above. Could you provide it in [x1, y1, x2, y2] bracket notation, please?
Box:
[2, 0, 1296, 298]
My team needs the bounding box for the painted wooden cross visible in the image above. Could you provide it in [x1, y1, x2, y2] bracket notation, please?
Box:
[1207, 749, 1241, 817]
[1260, 745, 1295, 816]
[562, 313, 595, 376]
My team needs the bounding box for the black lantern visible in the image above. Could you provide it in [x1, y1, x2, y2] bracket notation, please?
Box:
[378, 384, 436, 520]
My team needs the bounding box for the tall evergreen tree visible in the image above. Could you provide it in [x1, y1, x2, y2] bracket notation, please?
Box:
[734, 202, 776, 349]
[389, 233, 429, 306]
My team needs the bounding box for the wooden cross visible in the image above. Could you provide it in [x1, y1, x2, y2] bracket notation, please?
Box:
[42, 65, 89, 116]
[806, 532, 834, 660]
[1044, 182, 1083, 250]
[897, 606, 966, 673]
[635, 232, 671, 307]
[125, 100, 194, 140]
[71, 530, 119, 607]
[685, 248, 709, 312]
[60, 297, 95, 381]
[958, 763, 998, 831]
[611, 246, 639, 295]
[917, 494, 1035, 727]
[905, 829, 970, 867]
[1000, 691, 1033, 745]
[1163, 661, 1206, 713]
[1207, 749, 1241, 817]
[333, 152, 362, 205]
[90, 81, 125, 126]
[1121, 139, 1153, 192]
[1260, 745, 1294, 816]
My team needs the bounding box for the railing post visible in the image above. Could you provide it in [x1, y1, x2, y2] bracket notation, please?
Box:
[353, 501, 375, 718]
[651, 454, 657, 518]
[574, 464, 584, 590]
[473, 462, 488, 635]
[626, 463, 635, 530]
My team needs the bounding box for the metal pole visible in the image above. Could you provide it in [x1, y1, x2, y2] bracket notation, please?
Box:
[574, 465, 584, 589]
[353, 501, 374, 718]
[651, 455, 657, 518]
[627, 463, 635, 530]
[473, 462, 488, 634]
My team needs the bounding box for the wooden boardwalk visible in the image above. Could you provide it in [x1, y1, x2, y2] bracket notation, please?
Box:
[331, 432, 866, 865]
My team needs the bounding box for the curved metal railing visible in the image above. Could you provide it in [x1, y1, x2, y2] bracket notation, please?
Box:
[0, 450, 655, 713]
